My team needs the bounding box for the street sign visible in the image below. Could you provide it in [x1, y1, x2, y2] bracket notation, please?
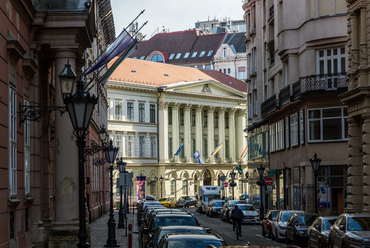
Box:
[224, 182, 228, 187]
[265, 177, 274, 186]
[267, 185, 273, 191]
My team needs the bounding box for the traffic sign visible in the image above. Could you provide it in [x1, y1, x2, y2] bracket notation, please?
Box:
[265, 177, 274, 186]
[224, 182, 228, 187]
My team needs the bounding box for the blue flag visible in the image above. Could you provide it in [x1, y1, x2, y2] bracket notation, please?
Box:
[193, 150, 203, 165]
[84, 28, 135, 75]
[174, 143, 184, 156]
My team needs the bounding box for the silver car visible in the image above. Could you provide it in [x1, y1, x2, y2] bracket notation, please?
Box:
[271, 210, 304, 242]
[328, 213, 370, 248]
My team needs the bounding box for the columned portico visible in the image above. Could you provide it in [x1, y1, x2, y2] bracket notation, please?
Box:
[237, 110, 247, 163]
[172, 103, 180, 162]
[184, 104, 192, 162]
[207, 106, 215, 163]
[195, 105, 203, 152]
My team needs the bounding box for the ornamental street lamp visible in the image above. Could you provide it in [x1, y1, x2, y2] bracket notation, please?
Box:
[117, 158, 127, 229]
[310, 153, 321, 214]
[159, 176, 164, 198]
[230, 169, 236, 200]
[257, 164, 265, 221]
[59, 63, 98, 248]
[104, 140, 119, 247]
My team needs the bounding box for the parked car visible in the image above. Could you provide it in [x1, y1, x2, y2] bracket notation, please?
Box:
[221, 200, 239, 223]
[175, 196, 197, 208]
[231, 204, 260, 224]
[146, 225, 210, 248]
[262, 210, 281, 238]
[271, 210, 304, 241]
[159, 197, 176, 208]
[307, 216, 337, 248]
[206, 200, 224, 217]
[328, 213, 370, 248]
[286, 212, 318, 246]
[141, 213, 200, 247]
[157, 233, 226, 248]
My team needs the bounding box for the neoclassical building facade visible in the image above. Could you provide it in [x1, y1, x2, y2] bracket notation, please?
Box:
[107, 58, 248, 202]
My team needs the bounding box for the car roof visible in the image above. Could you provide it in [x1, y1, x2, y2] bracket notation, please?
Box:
[164, 233, 222, 241]
[159, 226, 204, 231]
[280, 210, 304, 213]
[343, 213, 370, 218]
[155, 212, 192, 217]
[294, 212, 318, 216]
[236, 203, 253, 206]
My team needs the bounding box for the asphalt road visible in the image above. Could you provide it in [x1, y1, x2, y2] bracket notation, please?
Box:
[186, 207, 288, 247]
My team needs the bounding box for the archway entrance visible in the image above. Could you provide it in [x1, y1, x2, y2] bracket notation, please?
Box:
[203, 169, 212, 185]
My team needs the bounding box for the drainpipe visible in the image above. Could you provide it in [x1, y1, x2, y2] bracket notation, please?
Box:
[157, 86, 167, 163]
[234, 56, 237, 78]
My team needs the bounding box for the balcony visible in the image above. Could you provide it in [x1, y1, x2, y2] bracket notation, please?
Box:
[261, 73, 347, 117]
[261, 94, 278, 117]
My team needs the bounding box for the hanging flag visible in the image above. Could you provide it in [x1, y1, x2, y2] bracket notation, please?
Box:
[193, 150, 203, 165]
[211, 143, 223, 156]
[98, 40, 138, 86]
[240, 145, 248, 158]
[174, 143, 184, 156]
[84, 28, 135, 75]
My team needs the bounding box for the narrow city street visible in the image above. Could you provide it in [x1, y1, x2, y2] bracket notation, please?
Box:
[187, 207, 287, 247]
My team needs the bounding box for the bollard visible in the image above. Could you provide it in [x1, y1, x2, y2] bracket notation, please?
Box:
[128, 224, 132, 248]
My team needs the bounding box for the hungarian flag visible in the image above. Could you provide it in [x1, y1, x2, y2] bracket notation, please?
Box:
[240, 145, 248, 158]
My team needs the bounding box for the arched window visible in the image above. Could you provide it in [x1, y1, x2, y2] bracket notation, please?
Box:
[151, 54, 164, 62]
[171, 180, 176, 195]
[182, 180, 188, 195]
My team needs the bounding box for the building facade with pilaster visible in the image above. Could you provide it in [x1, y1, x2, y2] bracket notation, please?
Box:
[243, 0, 348, 215]
[107, 58, 248, 202]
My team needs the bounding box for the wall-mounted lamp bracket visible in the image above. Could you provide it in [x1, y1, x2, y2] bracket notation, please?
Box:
[19, 104, 67, 126]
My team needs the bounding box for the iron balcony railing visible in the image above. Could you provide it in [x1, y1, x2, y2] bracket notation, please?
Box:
[262, 73, 347, 117]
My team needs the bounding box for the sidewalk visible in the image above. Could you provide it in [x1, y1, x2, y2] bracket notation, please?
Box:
[90, 208, 139, 248]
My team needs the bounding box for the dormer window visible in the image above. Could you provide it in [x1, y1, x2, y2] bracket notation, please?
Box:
[175, 53, 182, 59]
[207, 50, 213, 56]
[169, 53, 175, 60]
[199, 51, 206, 57]
[191, 52, 198, 58]
[184, 52, 190, 58]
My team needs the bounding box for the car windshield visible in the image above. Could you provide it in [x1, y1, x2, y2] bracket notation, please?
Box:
[154, 217, 196, 229]
[238, 205, 255, 211]
[165, 240, 224, 248]
[213, 201, 223, 207]
[323, 218, 337, 230]
[347, 217, 370, 231]
[296, 215, 317, 226]
[280, 212, 293, 221]
[271, 211, 279, 220]
[157, 229, 206, 245]
[179, 196, 190, 201]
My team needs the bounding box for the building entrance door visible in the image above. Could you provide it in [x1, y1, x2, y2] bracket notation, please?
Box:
[203, 169, 211, 185]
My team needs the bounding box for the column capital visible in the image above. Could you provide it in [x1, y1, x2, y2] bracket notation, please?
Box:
[362, 114, 370, 122]
[159, 101, 169, 110]
[218, 107, 226, 114]
[196, 105, 204, 112]
[207, 106, 215, 113]
[237, 109, 247, 117]
[184, 103, 192, 111]
[173, 102, 181, 110]
[229, 108, 237, 115]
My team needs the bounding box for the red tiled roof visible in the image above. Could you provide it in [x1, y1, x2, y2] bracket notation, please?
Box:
[108, 58, 247, 93]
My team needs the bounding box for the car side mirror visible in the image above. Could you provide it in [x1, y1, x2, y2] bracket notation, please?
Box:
[204, 227, 211, 233]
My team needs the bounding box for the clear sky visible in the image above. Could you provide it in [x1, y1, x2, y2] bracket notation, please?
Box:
[110, 0, 245, 39]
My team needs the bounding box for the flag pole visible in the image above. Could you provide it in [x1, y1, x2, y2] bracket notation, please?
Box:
[82, 10, 145, 75]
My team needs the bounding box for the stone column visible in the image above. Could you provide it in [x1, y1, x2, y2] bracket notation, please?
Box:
[207, 106, 215, 163]
[237, 110, 247, 163]
[351, 13, 359, 69]
[159, 101, 169, 163]
[172, 103, 180, 162]
[347, 117, 363, 212]
[359, 8, 367, 67]
[229, 109, 236, 163]
[363, 114, 370, 212]
[184, 104, 192, 163]
[218, 108, 226, 163]
[195, 105, 203, 154]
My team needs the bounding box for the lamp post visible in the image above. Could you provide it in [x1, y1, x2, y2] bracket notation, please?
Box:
[159, 176, 164, 198]
[230, 170, 236, 200]
[153, 176, 158, 197]
[117, 158, 127, 229]
[310, 153, 321, 214]
[104, 140, 119, 247]
[257, 164, 265, 221]
[59, 62, 98, 248]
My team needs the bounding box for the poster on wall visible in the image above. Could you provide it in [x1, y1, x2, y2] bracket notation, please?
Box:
[137, 175, 146, 200]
